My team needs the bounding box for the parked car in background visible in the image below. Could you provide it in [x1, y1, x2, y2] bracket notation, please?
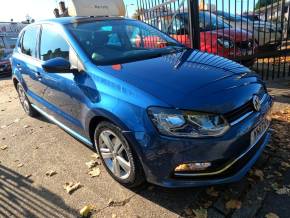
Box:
[12, 17, 272, 188]
[215, 11, 281, 49]
[0, 22, 26, 77]
[242, 12, 283, 34]
[152, 11, 257, 66]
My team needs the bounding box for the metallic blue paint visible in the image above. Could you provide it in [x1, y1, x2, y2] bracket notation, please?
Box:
[11, 17, 272, 188]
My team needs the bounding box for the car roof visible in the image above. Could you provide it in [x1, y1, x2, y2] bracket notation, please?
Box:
[34, 16, 126, 25]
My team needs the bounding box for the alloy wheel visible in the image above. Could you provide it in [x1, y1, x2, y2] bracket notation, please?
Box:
[17, 85, 30, 113]
[98, 130, 131, 179]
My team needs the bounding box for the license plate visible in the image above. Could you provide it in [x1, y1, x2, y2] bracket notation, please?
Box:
[250, 118, 270, 146]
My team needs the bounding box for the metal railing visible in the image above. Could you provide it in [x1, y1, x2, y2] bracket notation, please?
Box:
[136, 0, 290, 80]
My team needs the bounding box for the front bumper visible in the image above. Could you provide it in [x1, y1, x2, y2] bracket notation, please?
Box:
[0, 62, 12, 77]
[126, 96, 272, 188]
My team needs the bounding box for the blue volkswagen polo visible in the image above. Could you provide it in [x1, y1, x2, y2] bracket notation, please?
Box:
[11, 17, 272, 188]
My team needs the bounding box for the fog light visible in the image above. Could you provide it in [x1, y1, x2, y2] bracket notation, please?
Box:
[175, 162, 212, 172]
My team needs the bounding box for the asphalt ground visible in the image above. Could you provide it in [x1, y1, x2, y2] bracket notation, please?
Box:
[0, 77, 290, 218]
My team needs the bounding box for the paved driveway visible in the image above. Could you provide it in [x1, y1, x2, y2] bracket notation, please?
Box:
[0, 77, 290, 218]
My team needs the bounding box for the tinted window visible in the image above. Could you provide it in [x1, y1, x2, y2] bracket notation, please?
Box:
[22, 25, 39, 57]
[40, 24, 69, 61]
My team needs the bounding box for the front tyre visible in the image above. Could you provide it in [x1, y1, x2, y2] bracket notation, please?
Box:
[94, 121, 144, 188]
[16, 83, 38, 117]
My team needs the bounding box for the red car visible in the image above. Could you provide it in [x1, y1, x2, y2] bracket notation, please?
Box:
[144, 11, 257, 66]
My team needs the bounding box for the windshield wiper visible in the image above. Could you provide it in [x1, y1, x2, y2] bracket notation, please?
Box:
[164, 42, 187, 48]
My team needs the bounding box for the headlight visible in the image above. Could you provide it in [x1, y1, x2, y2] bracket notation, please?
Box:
[217, 38, 234, 49]
[147, 107, 230, 138]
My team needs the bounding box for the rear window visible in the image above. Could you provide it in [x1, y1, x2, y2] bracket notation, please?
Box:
[22, 25, 39, 57]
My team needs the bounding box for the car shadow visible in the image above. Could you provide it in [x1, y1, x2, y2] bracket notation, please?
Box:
[0, 165, 77, 217]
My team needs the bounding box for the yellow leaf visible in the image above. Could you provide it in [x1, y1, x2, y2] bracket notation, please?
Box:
[80, 205, 91, 217]
[85, 160, 98, 169]
[91, 153, 100, 159]
[0, 145, 8, 150]
[88, 167, 101, 177]
[206, 187, 219, 197]
[225, 199, 242, 209]
[45, 170, 57, 177]
[63, 182, 81, 194]
[192, 207, 207, 218]
[251, 169, 264, 181]
[265, 212, 279, 218]
[17, 163, 24, 168]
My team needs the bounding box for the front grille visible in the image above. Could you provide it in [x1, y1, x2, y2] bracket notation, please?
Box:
[224, 90, 267, 124]
[224, 100, 254, 124]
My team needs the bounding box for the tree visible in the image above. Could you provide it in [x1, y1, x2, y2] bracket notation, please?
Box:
[255, 0, 278, 10]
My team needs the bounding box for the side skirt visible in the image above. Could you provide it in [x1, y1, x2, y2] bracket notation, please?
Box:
[31, 104, 93, 147]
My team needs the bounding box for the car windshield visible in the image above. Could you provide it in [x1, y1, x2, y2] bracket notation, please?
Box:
[67, 19, 185, 65]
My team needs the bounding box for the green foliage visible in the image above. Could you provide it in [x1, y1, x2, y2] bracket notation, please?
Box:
[255, 0, 278, 10]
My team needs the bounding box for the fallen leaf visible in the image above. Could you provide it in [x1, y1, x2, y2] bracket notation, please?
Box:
[91, 153, 100, 159]
[23, 125, 30, 128]
[17, 163, 24, 168]
[275, 186, 290, 196]
[206, 187, 219, 197]
[25, 174, 32, 178]
[265, 212, 279, 218]
[79, 205, 91, 217]
[85, 160, 99, 169]
[14, 118, 20, 123]
[271, 182, 279, 191]
[251, 169, 264, 181]
[225, 199, 242, 210]
[108, 198, 130, 207]
[88, 167, 101, 177]
[184, 207, 194, 216]
[192, 207, 207, 218]
[0, 145, 8, 150]
[147, 186, 154, 191]
[281, 162, 290, 168]
[63, 182, 81, 194]
[1, 125, 7, 129]
[273, 171, 282, 177]
[45, 170, 57, 177]
[112, 214, 117, 218]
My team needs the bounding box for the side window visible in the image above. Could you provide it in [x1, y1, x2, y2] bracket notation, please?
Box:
[0, 37, 5, 49]
[22, 25, 39, 57]
[40, 24, 69, 61]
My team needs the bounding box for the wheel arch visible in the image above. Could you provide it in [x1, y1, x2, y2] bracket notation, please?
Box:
[86, 109, 132, 147]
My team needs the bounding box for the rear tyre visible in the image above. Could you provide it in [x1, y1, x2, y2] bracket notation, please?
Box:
[16, 83, 38, 117]
[94, 121, 145, 188]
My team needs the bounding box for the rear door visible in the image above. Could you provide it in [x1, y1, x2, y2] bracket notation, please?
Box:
[12, 25, 44, 104]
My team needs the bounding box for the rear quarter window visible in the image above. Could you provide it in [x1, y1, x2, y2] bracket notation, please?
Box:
[21, 25, 39, 58]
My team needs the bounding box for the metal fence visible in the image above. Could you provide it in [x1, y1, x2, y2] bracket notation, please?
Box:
[136, 0, 290, 80]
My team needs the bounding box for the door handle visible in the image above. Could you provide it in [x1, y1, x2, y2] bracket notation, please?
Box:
[35, 72, 42, 79]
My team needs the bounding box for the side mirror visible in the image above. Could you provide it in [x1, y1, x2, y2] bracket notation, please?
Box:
[42, 57, 73, 73]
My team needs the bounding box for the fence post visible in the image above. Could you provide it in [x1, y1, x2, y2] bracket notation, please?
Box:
[187, 0, 200, 49]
